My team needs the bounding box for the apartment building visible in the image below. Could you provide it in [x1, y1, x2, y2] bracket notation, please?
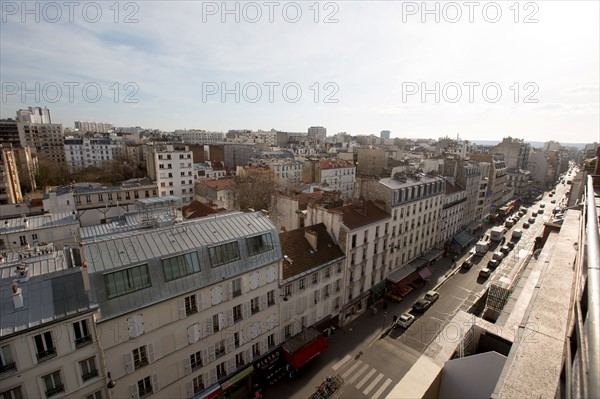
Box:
[307, 200, 391, 325]
[74, 121, 113, 133]
[64, 138, 116, 171]
[0, 212, 79, 251]
[270, 190, 343, 232]
[177, 130, 225, 145]
[437, 178, 467, 247]
[474, 162, 492, 225]
[16, 107, 51, 124]
[455, 161, 483, 231]
[17, 122, 65, 163]
[80, 211, 283, 399]
[279, 224, 345, 339]
[357, 172, 445, 271]
[42, 179, 159, 227]
[470, 155, 509, 208]
[356, 148, 387, 176]
[147, 145, 194, 204]
[195, 179, 237, 210]
[0, 249, 105, 399]
[491, 137, 531, 170]
[316, 159, 355, 200]
[0, 145, 22, 205]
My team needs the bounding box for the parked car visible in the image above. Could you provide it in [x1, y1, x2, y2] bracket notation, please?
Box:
[537, 209, 544, 214]
[528, 217, 536, 224]
[461, 259, 474, 270]
[424, 290, 440, 304]
[512, 229, 523, 240]
[412, 299, 432, 313]
[507, 241, 516, 250]
[492, 251, 505, 261]
[540, 203, 546, 208]
[523, 222, 530, 229]
[488, 259, 500, 269]
[500, 245, 511, 255]
[551, 199, 556, 203]
[479, 268, 491, 278]
[397, 313, 415, 329]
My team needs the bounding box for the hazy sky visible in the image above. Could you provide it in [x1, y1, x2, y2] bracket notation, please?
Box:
[1, 1, 598, 143]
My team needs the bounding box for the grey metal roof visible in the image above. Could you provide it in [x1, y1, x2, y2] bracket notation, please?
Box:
[81, 212, 282, 321]
[0, 253, 97, 338]
[0, 212, 78, 234]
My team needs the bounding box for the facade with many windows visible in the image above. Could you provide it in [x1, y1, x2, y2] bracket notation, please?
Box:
[147, 145, 194, 204]
[81, 211, 283, 399]
[0, 250, 104, 399]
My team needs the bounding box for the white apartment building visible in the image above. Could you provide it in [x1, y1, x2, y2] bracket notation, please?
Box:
[80, 211, 283, 399]
[0, 212, 79, 251]
[16, 107, 51, 124]
[307, 127, 326, 140]
[74, 121, 114, 133]
[307, 200, 391, 325]
[64, 138, 116, 171]
[456, 161, 483, 231]
[149, 145, 194, 204]
[0, 249, 105, 399]
[177, 130, 225, 145]
[193, 163, 226, 180]
[269, 159, 304, 186]
[475, 162, 492, 224]
[279, 224, 345, 338]
[438, 178, 467, 247]
[17, 122, 65, 163]
[0, 145, 22, 205]
[318, 159, 355, 200]
[358, 172, 445, 271]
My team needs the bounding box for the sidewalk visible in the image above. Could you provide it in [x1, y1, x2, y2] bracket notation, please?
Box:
[263, 254, 463, 399]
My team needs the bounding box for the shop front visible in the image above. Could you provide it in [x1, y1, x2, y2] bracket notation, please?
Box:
[221, 366, 254, 399]
[450, 230, 476, 254]
[340, 291, 370, 325]
[367, 280, 387, 307]
[192, 383, 222, 399]
[420, 249, 444, 266]
[253, 347, 291, 387]
[282, 327, 328, 370]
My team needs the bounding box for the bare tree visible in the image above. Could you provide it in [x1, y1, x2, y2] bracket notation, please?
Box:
[233, 168, 281, 211]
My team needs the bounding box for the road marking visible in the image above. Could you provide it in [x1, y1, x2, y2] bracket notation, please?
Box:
[347, 363, 370, 384]
[332, 355, 352, 371]
[356, 368, 376, 390]
[372, 377, 393, 398]
[341, 360, 362, 378]
[363, 373, 384, 395]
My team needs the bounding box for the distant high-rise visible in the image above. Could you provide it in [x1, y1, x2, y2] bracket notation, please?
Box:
[380, 130, 391, 139]
[74, 121, 113, 133]
[16, 107, 51, 124]
[308, 126, 326, 140]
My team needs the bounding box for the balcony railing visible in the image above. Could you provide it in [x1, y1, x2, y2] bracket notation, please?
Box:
[45, 384, 64, 397]
[82, 369, 99, 381]
[36, 348, 57, 362]
[0, 362, 17, 374]
[75, 335, 92, 348]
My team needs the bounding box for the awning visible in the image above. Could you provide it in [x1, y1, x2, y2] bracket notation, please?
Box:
[221, 366, 254, 390]
[408, 258, 427, 269]
[421, 249, 444, 263]
[467, 220, 482, 231]
[387, 265, 417, 283]
[369, 281, 387, 296]
[192, 384, 221, 399]
[452, 230, 476, 249]
[282, 328, 328, 370]
[417, 266, 433, 280]
[386, 269, 421, 296]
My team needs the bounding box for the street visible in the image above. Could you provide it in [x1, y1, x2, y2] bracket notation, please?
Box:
[263, 184, 567, 399]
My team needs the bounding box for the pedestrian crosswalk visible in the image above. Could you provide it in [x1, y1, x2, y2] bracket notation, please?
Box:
[330, 355, 394, 398]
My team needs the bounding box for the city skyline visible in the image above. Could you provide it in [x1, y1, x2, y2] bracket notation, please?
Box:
[1, 1, 598, 143]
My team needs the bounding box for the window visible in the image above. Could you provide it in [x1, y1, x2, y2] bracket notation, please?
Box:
[268, 333, 275, 349]
[235, 352, 245, 368]
[284, 325, 292, 339]
[212, 314, 222, 332]
[42, 370, 64, 397]
[162, 252, 200, 281]
[84, 391, 102, 399]
[73, 319, 92, 347]
[34, 332, 56, 361]
[209, 242, 240, 267]
[252, 342, 261, 358]
[193, 375, 205, 394]
[246, 233, 274, 256]
[133, 346, 149, 369]
[80, 357, 98, 381]
[216, 362, 227, 379]
[313, 290, 319, 305]
[267, 290, 275, 306]
[312, 273, 318, 285]
[137, 376, 153, 398]
[0, 345, 16, 374]
[234, 332, 240, 349]
[299, 278, 305, 291]
[351, 234, 357, 248]
[104, 264, 151, 299]
[284, 285, 292, 297]
[232, 278, 242, 297]
[233, 304, 242, 322]
[190, 351, 203, 372]
[184, 294, 198, 316]
[251, 297, 260, 315]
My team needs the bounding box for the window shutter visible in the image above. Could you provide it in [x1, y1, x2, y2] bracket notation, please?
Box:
[201, 348, 208, 365]
[179, 299, 186, 319]
[244, 348, 252, 363]
[226, 309, 234, 326]
[259, 294, 267, 311]
[128, 314, 144, 338]
[239, 330, 245, 346]
[186, 381, 194, 398]
[226, 336, 234, 354]
[184, 356, 192, 375]
[205, 317, 214, 335]
[124, 352, 134, 374]
[196, 293, 203, 311]
[261, 338, 268, 353]
[151, 373, 160, 392]
[242, 302, 250, 319]
[226, 358, 235, 374]
[188, 324, 200, 344]
[224, 283, 231, 301]
[147, 343, 156, 363]
[208, 345, 215, 363]
[218, 313, 225, 331]
[129, 384, 139, 399]
[209, 368, 217, 384]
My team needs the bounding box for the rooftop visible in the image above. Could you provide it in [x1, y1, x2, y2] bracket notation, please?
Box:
[319, 159, 354, 169]
[329, 200, 390, 230]
[379, 173, 445, 189]
[0, 212, 78, 234]
[200, 178, 236, 191]
[279, 223, 345, 281]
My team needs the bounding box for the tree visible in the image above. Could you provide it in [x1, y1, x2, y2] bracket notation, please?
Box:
[233, 168, 281, 211]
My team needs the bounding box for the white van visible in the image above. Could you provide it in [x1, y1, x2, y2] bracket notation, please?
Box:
[512, 229, 523, 240]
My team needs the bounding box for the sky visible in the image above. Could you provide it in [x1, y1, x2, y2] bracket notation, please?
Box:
[1, 1, 598, 143]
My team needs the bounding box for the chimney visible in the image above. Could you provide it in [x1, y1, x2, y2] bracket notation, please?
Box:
[12, 284, 23, 309]
[305, 229, 318, 252]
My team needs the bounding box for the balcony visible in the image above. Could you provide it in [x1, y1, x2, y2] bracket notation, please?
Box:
[45, 384, 64, 397]
[82, 369, 99, 381]
[75, 335, 92, 348]
[0, 362, 16, 374]
[36, 348, 57, 362]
